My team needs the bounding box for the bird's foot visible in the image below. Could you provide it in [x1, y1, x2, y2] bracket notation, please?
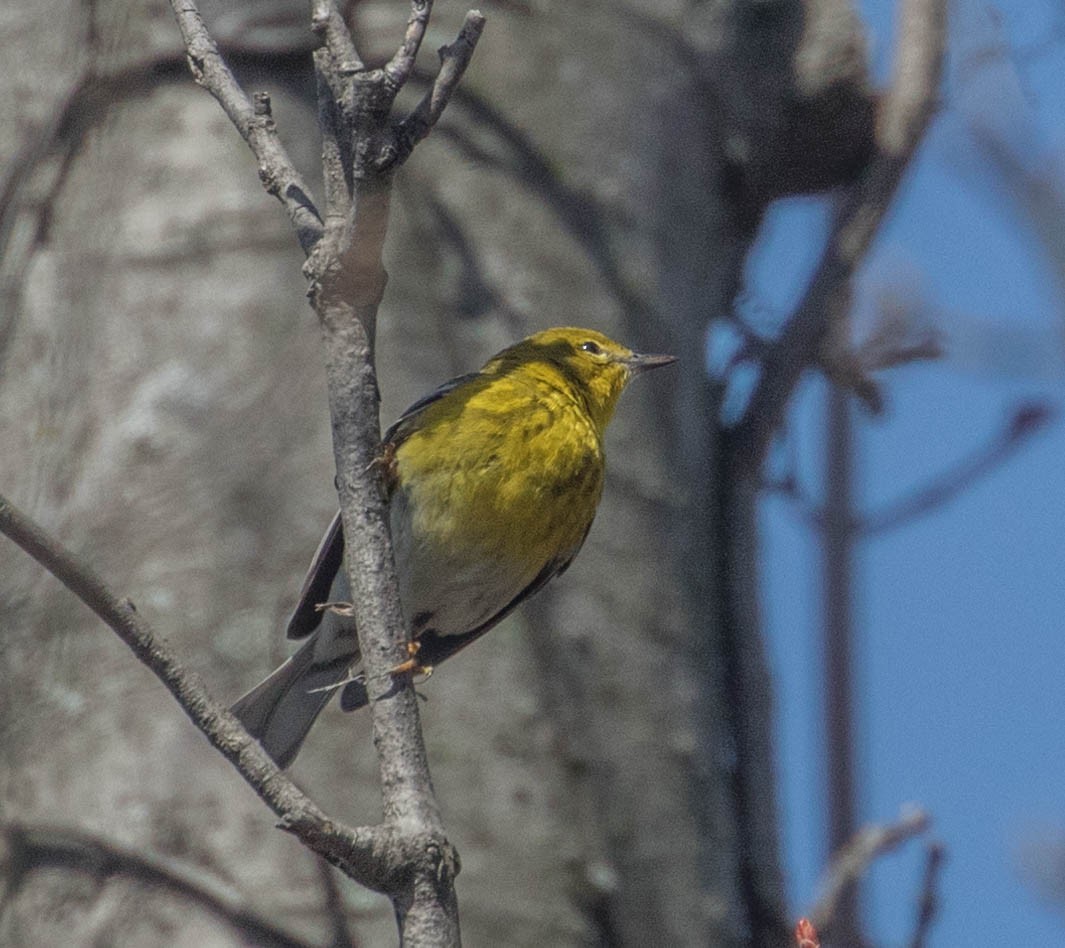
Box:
[388, 640, 435, 681]
[365, 442, 399, 493]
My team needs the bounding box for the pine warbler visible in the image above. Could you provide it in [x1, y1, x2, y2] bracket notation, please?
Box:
[232, 327, 675, 766]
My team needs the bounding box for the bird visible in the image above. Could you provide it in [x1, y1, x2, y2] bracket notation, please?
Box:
[231, 326, 676, 767]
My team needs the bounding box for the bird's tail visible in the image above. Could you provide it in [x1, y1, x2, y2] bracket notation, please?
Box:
[230, 631, 354, 769]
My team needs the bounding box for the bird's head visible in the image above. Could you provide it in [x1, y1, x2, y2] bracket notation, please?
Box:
[487, 327, 676, 432]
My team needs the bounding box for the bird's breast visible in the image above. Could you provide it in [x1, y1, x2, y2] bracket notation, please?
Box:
[389, 388, 604, 635]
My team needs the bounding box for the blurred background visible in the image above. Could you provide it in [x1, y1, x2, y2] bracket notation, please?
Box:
[760, 1, 1065, 943]
[1, 0, 1063, 945]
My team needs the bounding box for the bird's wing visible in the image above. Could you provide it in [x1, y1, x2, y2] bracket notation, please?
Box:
[382, 371, 482, 445]
[286, 371, 481, 641]
[286, 510, 344, 640]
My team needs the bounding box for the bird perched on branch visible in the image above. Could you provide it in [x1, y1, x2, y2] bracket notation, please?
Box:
[232, 327, 676, 767]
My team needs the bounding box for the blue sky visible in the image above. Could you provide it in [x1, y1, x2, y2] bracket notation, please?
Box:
[747, 0, 1065, 942]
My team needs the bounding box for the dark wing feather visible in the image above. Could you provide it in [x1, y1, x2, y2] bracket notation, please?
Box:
[286, 370, 482, 641]
[286, 511, 344, 640]
[383, 371, 482, 445]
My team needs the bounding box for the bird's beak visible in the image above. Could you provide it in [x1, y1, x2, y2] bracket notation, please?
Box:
[627, 351, 677, 375]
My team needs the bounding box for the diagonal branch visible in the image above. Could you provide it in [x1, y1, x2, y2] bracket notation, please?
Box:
[810, 807, 930, 936]
[392, 12, 487, 169]
[859, 402, 1055, 536]
[0, 494, 397, 895]
[169, 0, 323, 253]
[732, 0, 948, 472]
[0, 822, 317, 948]
[908, 841, 945, 948]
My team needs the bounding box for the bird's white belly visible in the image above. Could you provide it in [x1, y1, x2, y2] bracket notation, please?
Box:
[390, 487, 530, 638]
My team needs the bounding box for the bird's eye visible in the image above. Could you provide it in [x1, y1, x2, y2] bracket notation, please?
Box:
[580, 340, 602, 355]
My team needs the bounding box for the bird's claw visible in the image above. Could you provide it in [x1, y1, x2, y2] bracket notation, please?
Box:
[388, 640, 434, 681]
[365, 442, 399, 493]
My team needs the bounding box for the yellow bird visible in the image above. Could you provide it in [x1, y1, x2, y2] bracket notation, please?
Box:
[232, 327, 676, 766]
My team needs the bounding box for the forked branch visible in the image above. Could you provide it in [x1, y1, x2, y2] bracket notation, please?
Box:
[167, 2, 484, 944]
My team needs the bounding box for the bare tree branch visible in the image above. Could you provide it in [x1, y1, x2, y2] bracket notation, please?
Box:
[0, 822, 315, 948]
[301, 20, 473, 943]
[169, 0, 324, 252]
[782, 406, 1055, 537]
[392, 12, 486, 170]
[314, 42, 354, 224]
[385, 0, 433, 88]
[311, 0, 364, 76]
[819, 319, 943, 416]
[810, 807, 930, 936]
[822, 384, 862, 946]
[167, 1, 484, 943]
[908, 842, 945, 948]
[0, 494, 402, 894]
[859, 402, 1055, 536]
[733, 0, 948, 471]
[0, 0, 486, 937]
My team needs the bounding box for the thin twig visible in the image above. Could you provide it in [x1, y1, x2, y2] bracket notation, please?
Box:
[315, 49, 353, 221]
[168, 0, 323, 252]
[908, 842, 945, 948]
[0, 822, 315, 948]
[392, 11, 487, 169]
[313, 0, 368, 142]
[822, 384, 862, 945]
[733, 0, 948, 471]
[0, 494, 397, 893]
[859, 402, 1055, 536]
[798, 403, 1055, 535]
[385, 0, 434, 89]
[811, 807, 930, 935]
